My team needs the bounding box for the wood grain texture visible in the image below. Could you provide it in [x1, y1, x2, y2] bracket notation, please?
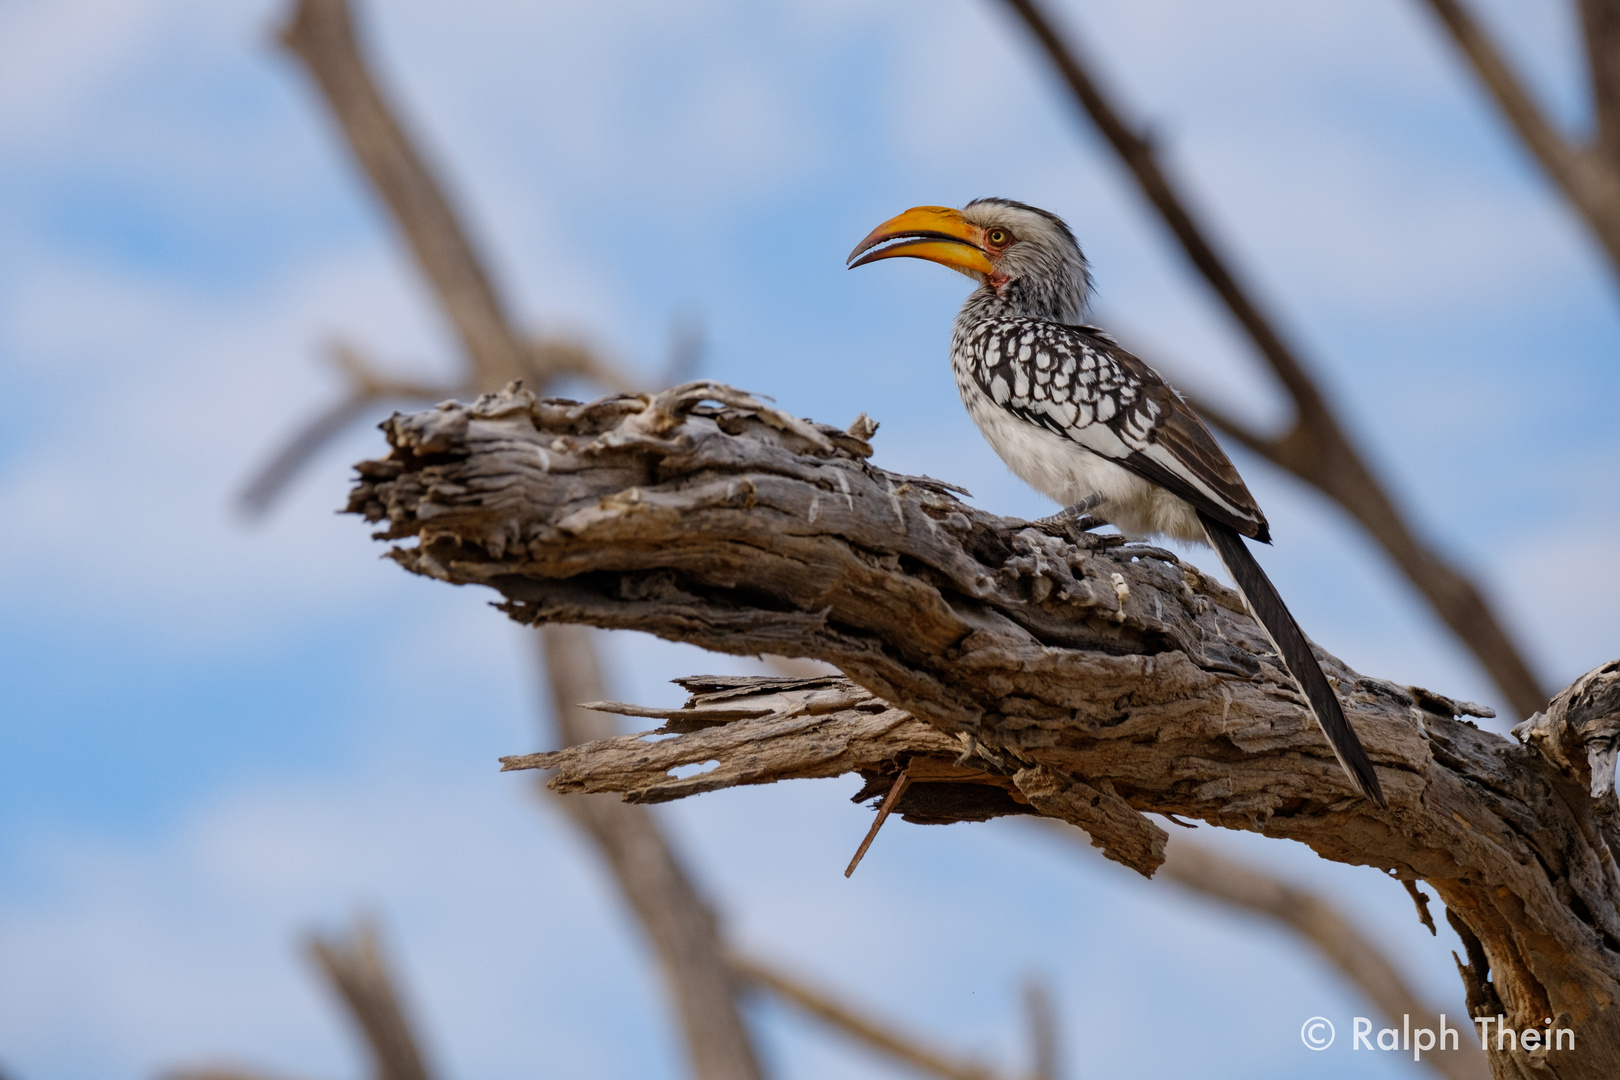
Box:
[350, 381, 1620, 1079]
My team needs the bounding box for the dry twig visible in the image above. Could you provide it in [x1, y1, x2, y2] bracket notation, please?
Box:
[347, 382, 1620, 1078]
[170, 912, 1036, 1080]
[1418, 0, 1620, 276]
[843, 768, 912, 877]
[307, 921, 436, 1080]
[279, 0, 526, 390]
[994, 0, 1548, 718]
[729, 953, 1012, 1080]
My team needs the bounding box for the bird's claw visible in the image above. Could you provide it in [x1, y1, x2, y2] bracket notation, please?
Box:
[1034, 494, 1105, 539]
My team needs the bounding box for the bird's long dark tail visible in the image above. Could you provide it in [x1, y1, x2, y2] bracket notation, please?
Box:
[1199, 511, 1387, 807]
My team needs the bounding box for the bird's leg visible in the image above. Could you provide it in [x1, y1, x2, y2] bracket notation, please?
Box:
[1035, 493, 1106, 538]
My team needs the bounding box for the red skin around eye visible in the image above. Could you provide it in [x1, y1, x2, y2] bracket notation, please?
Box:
[984, 228, 1013, 289]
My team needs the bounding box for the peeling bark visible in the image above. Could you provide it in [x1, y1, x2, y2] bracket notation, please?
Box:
[349, 382, 1620, 1079]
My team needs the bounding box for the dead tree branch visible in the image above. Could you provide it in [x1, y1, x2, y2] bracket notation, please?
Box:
[306, 921, 436, 1080]
[729, 953, 1013, 1080]
[348, 382, 1620, 1078]
[1418, 0, 1620, 275]
[276, 0, 643, 399]
[1581, 0, 1620, 164]
[169, 909, 1024, 1080]
[279, 0, 526, 389]
[994, 0, 1548, 718]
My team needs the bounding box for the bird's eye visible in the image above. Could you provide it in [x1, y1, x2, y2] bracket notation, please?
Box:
[986, 228, 1012, 248]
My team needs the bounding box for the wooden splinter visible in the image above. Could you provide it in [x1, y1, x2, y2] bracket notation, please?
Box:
[844, 769, 912, 878]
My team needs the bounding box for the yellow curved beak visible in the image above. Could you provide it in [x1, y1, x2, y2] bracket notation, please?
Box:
[847, 205, 994, 277]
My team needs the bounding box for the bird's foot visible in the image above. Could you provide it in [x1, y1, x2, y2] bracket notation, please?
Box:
[1034, 494, 1105, 539]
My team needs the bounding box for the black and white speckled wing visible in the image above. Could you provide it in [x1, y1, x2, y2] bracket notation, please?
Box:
[961, 319, 1270, 541]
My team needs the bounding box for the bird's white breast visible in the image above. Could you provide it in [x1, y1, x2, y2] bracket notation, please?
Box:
[950, 335, 1205, 544]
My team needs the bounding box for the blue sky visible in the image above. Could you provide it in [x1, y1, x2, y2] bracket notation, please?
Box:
[1, 1, 1615, 1078]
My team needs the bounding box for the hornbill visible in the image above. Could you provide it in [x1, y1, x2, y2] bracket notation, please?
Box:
[849, 198, 1385, 807]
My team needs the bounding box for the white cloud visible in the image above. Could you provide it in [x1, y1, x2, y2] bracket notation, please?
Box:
[0, 0, 166, 142]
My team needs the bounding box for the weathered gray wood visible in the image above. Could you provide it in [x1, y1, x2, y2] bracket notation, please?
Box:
[1514, 661, 1620, 800]
[350, 381, 1620, 1079]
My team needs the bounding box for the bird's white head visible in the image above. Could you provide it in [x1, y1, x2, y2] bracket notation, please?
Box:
[847, 198, 1092, 323]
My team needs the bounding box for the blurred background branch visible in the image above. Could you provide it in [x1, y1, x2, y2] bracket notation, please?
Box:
[306, 922, 437, 1080]
[263, 2, 763, 1077]
[1033, 822, 1490, 1080]
[241, 0, 640, 517]
[238, 341, 456, 514]
[278, 0, 531, 393]
[1418, 0, 1620, 279]
[171, 917, 1048, 1080]
[1020, 980, 1056, 1080]
[996, 0, 1549, 719]
[730, 952, 1044, 1080]
[164, 921, 431, 1080]
[537, 626, 766, 1080]
[255, 4, 1054, 1079]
